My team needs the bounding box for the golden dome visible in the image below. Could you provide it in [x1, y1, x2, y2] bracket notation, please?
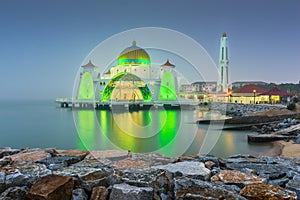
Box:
[118, 41, 150, 66]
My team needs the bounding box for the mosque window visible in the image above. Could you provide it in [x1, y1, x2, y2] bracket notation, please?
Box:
[100, 82, 102, 86]
[226, 47, 228, 60]
[222, 47, 224, 60]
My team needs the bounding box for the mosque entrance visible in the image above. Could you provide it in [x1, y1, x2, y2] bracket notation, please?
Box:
[101, 72, 152, 102]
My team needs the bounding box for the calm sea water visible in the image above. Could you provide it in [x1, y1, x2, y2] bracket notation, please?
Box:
[0, 100, 273, 157]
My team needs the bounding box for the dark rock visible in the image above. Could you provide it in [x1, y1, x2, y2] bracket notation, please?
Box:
[0, 156, 12, 166]
[226, 162, 291, 180]
[90, 186, 108, 200]
[152, 171, 173, 199]
[0, 147, 20, 159]
[240, 183, 297, 200]
[132, 153, 176, 166]
[174, 177, 246, 200]
[26, 175, 74, 200]
[286, 175, 300, 199]
[152, 161, 211, 181]
[268, 177, 290, 187]
[0, 186, 28, 200]
[211, 170, 266, 188]
[109, 183, 153, 200]
[71, 188, 88, 200]
[37, 155, 83, 170]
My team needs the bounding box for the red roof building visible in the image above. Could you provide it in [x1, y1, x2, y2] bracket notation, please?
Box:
[259, 87, 292, 97]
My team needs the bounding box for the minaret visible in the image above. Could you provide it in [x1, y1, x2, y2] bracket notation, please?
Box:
[218, 32, 229, 93]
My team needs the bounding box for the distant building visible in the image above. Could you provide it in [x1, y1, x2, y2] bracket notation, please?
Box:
[232, 81, 267, 89]
[192, 81, 217, 93]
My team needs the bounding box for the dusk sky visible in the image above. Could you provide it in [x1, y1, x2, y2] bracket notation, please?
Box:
[0, 0, 299, 100]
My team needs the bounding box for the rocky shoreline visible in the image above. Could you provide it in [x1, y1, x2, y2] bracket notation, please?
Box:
[0, 148, 299, 199]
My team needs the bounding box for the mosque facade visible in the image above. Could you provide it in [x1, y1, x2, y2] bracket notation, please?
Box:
[76, 41, 179, 103]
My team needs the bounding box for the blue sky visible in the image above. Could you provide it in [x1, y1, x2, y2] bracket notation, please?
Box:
[0, 0, 299, 99]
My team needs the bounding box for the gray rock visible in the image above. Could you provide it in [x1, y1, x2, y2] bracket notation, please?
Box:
[119, 168, 163, 187]
[0, 186, 28, 200]
[54, 165, 113, 192]
[268, 177, 290, 187]
[152, 161, 211, 181]
[295, 134, 300, 144]
[71, 188, 88, 200]
[3, 162, 51, 189]
[174, 177, 246, 200]
[109, 183, 153, 200]
[291, 119, 298, 125]
[286, 175, 300, 198]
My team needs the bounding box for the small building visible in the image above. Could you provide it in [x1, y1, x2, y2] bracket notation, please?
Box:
[259, 87, 292, 104]
[231, 84, 267, 104]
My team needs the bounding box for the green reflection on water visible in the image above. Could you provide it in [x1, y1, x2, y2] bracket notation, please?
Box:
[77, 109, 180, 155]
[77, 110, 95, 151]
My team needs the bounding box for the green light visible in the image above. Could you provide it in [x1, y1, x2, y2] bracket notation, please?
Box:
[118, 59, 150, 66]
[101, 72, 152, 102]
[159, 72, 177, 100]
[77, 110, 95, 151]
[78, 72, 95, 100]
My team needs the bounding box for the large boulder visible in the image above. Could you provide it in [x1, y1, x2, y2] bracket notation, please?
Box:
[174, 177, 246, 200]
[152, 161, 211, 181]
[86, 150, 128, 160]
[109, 183, 153, 200]
[55, 150, 89, 160]
[211, 170, 266, 188]
[240, 183, 297, 200]
[8, 149, 50, 162]
[26, 175, 74, 200]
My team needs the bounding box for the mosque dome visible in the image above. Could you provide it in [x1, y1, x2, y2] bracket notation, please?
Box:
[118, 41, 150, 66]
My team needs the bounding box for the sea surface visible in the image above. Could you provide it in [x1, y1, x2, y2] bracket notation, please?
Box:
[0, 100, 274, 157]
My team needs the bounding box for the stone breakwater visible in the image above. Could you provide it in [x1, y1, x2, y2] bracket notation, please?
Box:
[209, 102, 286, 117]
[0, 148, 299, 200]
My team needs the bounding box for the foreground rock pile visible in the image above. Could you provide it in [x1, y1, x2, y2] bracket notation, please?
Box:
[0, 148, 299, 199]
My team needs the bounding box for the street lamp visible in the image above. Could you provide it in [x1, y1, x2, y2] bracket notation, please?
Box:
[253, 89, 256, 104]
[228, 91, 232, 102]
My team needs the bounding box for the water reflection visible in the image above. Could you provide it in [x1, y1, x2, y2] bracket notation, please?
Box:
[74, 109, 273, 158]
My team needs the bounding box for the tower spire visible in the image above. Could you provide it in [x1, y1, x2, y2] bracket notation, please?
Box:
[218, 32, 229, 93]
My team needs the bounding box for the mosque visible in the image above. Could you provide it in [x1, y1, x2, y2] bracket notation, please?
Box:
[75, 41, 179, 106]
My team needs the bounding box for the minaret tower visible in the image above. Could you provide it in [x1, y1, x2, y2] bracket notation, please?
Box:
[218, 32, 229, 93]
